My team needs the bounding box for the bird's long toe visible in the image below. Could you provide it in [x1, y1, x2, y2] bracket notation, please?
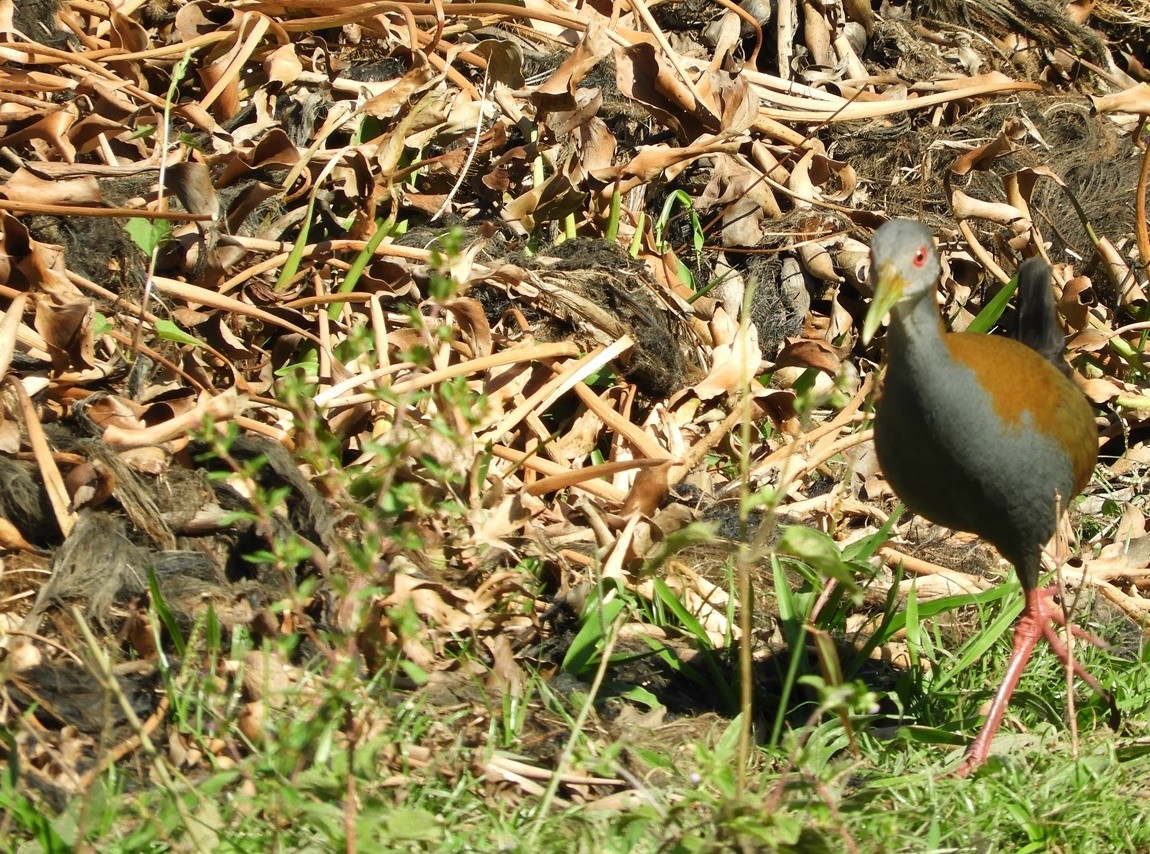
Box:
[1035, 586, 1120, 729]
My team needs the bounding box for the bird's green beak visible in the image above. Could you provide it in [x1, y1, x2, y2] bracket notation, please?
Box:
[861, 264, 903, 346]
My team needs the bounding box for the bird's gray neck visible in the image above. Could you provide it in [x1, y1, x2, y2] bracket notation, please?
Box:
[887, 293, 946, 373]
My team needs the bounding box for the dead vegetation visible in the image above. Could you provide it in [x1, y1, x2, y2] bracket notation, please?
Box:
[2, 0, 1150, 835]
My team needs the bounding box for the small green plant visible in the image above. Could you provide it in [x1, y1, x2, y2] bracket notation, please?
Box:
[560, 580, 628, 679]
[767, 516, 903, 747]
[123, 216, 173, 259]
[651, 189, 705, 289]
[0, 732, 71, 850]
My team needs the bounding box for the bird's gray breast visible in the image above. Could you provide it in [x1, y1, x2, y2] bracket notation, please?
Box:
[874, 356, 1075, 569]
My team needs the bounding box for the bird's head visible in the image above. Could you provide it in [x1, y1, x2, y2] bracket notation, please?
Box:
[862, 220, 941, 345]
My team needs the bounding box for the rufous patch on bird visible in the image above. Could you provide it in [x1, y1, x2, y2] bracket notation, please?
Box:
[944, 334, 1067, 433]
[944, 333, 1096, 494]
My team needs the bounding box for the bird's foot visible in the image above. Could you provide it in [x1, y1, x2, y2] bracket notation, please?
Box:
[1037, 584, 1120, 730]
[951, 585, 1118, 778]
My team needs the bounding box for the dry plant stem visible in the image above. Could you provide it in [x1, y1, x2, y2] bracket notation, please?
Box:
[344, 702, 356, 854]
[524, 412, 570, 466]
[57, 8, 103, 49]
[78, 695, 171, 790]
[1057, 561, 1081, 761]
[712, 0, 764, 66]
[486, 754, 621, 786]
[2, 628, 84, 665]
[3, 40, 169, 109]
[230, 234, 450, 263]
[0, 293, 28, 381]
[1051, 498, 1081, 760]
[1136, 131, 1150, 283]
[102, 387, 240, 449]
[802, 428, 874, 479]
[383, 343, 584, 396]
[1056, 564, 1150, 618]
[784, 493, 886, 524]
[758, 77, 1041, 123]
[732, 291, 763, 794]
[0, 199, 210, 221]
[152, 276, 325, 346]
[281, 113, 356, 201]
[674, 394, 753, 485]
[776, 0, 797, 83]
[107, 328, 210, 392]
[84, 30, 229, 61]
[432, 69, 490, 220]
[198, 19, 268, 112]
[558, 547, 594, 567]
[312, 362, 417, 407]
[483, 339, 633, 442]
[565, 380, 667, 459]
[525, 457, 668, 496]
[958, 220, 1011, 284]
[223, 236, 487, 295]
[320, 341, 583, 409]
[1107, 318, 1150, 337]
[1, 563, 52, 576]
[740, 375, 871, 487]
[491, 445, 627, 503]
[369, 293, 392, 382]
[877, 546, 994, 590]
[6, 376, 76, 537]
[315, 272, 333, 384]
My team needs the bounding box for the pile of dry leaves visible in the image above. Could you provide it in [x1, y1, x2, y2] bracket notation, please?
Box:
[2, 0, 1150, 807]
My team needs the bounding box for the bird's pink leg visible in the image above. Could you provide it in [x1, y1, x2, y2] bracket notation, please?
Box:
[953, 588, 1045, 777]
[952, 586, 1112, 777]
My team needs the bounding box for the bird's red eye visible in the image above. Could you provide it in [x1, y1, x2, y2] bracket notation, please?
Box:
[912, 247, 928, 267]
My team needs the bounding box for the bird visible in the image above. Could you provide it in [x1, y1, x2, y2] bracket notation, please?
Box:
[861, 219, 1109, 776]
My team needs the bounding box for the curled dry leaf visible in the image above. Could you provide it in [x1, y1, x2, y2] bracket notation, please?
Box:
[0, 516, 39, 552]
[774, 338, 844, 375]
[949, 119, 1027, 176]
[1090, 82, 1150, 115]
[63, 460, 115, 511]
[34, 298, 95, 373]
[692, 310, 764, 401]
[0, 214, 81, 300]
[951, 190, 1030, 230]
[697, 154, 777, 247]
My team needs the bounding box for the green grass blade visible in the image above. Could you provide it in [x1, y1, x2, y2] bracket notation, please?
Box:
[562, 596, 625, 675]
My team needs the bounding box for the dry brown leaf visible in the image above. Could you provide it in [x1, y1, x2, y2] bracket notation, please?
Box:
[696, 154, 775, 247]
[693, 316, 760, 398]
[35, 298, 95, 373]
[1090, 82, 1150, 115]
[533, 18, 612, 112]
[2, 169, 104, 207]
[774, 338, 844, 374]
[0, 215, 83, 300]
[64, 460, 115, 511]
[949, 119, 1026, 176]
[0, 516, 38, 551]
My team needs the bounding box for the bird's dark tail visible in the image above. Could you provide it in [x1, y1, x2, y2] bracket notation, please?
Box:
[1015, 256, 1072, 376]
